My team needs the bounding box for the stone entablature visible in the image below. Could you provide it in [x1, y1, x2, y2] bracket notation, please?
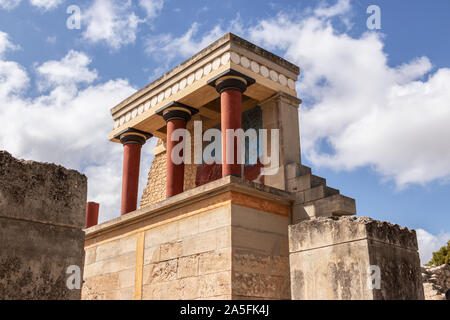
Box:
[109, 33, 300, 142]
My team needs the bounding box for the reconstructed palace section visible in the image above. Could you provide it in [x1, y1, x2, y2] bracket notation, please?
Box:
[0, 151, 87, 300]
[82, 33, 425, 300]
[83, 177, 291, 299]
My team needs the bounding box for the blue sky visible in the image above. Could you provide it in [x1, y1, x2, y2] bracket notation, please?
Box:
[0, 0, 449, 263]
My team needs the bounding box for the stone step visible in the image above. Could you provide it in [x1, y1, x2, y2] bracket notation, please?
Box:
[304, 185, 339, 202]
[285, 163, 312, 180]
[304, 194, 356, 218]
[287, 174, 326, 193]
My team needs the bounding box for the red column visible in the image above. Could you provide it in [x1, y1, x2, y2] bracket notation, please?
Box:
[210, 71, 253, 177]
[121, 142, 142, 214]
[116, 128, 152, 215]
[85, 202, 99, 228]
[156, 101, 198, 198]
[166, 118, 186, 197]
[221, 89, 242, 177]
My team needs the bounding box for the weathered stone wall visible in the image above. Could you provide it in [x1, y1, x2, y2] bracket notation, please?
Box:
[289, 216, 424, 300]
[0, 150, 87, 300]
[140, 151, 166, 207]
[422, 264, 450, 300]
[183, 163, 197, 192]
[140, 139, 198, 208]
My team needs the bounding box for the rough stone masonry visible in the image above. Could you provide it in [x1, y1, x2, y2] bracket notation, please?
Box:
[422, 264, 450, 300]
[0, 151, 87, 299]
[289, 216, 425, 300]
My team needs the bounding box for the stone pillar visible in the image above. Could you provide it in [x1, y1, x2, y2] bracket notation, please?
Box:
[260, 92, 302, 190]
[115, 128, 152, 215]
[289, 216, 425, 300]
[85, 202, 99, 228]
[208, 70, 255, 177]
[156, 102, 198, 197]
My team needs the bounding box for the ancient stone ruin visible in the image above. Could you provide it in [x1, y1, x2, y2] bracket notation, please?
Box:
[422, 264, 450, 300]
[0, 151, 86, 299]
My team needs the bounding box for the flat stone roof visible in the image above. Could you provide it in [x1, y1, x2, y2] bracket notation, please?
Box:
[110, 33, 299, 116]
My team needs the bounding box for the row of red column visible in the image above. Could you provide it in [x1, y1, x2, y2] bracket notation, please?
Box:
[111, 69, 254, 219]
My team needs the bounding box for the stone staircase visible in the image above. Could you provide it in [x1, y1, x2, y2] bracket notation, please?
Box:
[285, 163, 356, 223]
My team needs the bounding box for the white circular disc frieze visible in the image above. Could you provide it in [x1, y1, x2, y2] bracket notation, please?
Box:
[240, 56, 250, 68]
[204, 63, 212, 75]
[270, 70, 278, 81]
[212, 58, 221, 70]
[231, 52, 240, 64]
[260, 65, 269, 78]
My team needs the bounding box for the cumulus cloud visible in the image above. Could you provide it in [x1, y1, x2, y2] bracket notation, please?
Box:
[0, 0, 63, 10]
[82, 0, 164, 50]
[314, 0, 350, 17]
[145, 15, 243, 62]
[82, 0, 142, 50]
[0, 32, 28, 97]
[0, 31, 19, 56]
[0, 0, 21, 10]
[417, 229, 450, 264]
[145, 22, 223, 62]
[29, 0, 63, 11]
[247, 1, 450, 188]
[139, 0, 164, 19]
[36, 50, 98, 90]
[0, 31, 154, 222]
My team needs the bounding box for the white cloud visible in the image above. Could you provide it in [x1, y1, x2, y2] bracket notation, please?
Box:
[314, 0, 350, 18]
[29, 0, 63, 10]
[139, 0, 163, 19]
[0, 0, 21, 10]
[0, 31, 155, 223]
[247, 2, 450, 188]
[146, 22, 223, 61]
[0, 32, 27, 97]
[82, 0, 164, 50]
[145, 16, 243, 62]
[0, 30, 19, 56]
[82, 0, 142, 50]
[417, 229, 450, 265]
[36, 50, 98, 89]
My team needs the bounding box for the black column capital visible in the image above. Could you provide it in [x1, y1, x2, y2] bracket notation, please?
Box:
[114, 127, 152, 145]
[156, 101, 199, 123]
[207, 69, 255, 94]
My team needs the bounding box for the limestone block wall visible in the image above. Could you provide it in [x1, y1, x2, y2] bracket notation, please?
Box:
[0, 150, 87, 300]
[82, 235, 137, 299]
[422, 264, 450, 300]
[289, 216, 424, 300]
[141, 204, 232, 299]
[83, 200, 233, 300]
[231, 204, 290, 299]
